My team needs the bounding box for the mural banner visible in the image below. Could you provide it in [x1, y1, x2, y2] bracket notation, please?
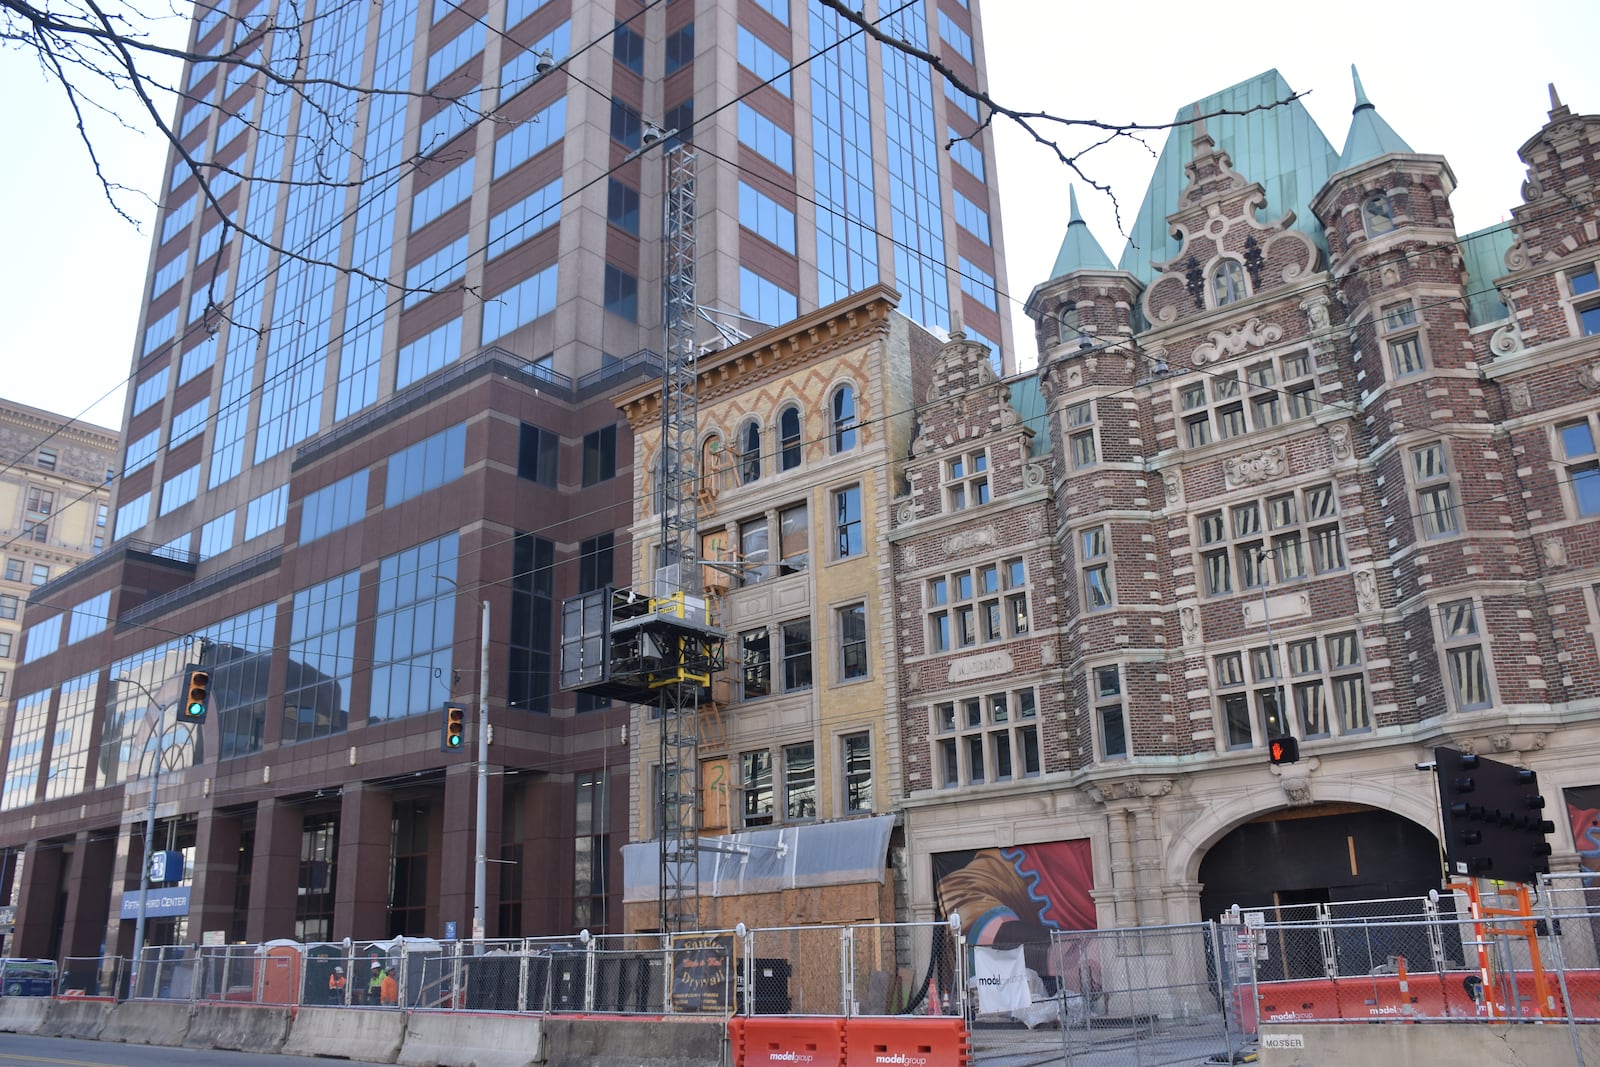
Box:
[932, 841, 1095, 944]
[1564, 785, 1600, 877]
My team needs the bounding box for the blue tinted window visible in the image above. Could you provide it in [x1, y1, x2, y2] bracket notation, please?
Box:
[952, 190, 991, 241]
[937, 11, 972, 62]
[67, 591, 111, 645]
[370, 532, 459, 722]
[740, 267, 798, 328]
[116, 492, 151, 539]
[159, 464, 201, 515]
[810, 4, 878, 304]
[124, 429, 159, 475]
[426, 23, 483, 88]
[489, 177, 563, 257]
[301, 469, 370, 542]
[500, 21, 570, 102]
[752, 0, 788, 23]
[386, 423, 467, 508]
[665, 22, 693, 73]
[610, 97, 641, 148]
[285, 570, 358, 743]
[739, 181, 797, 252]
[958, 256, 996, 310]
[737, 27, 790, 96]
[607, 179, 639, 234]
[481, 263, 558, 343]
[614, 21, 644, 73]
[244, 484, 287, 539]
[412, 158, 475, 230]
[397, 316, 463, 388]
[179, 337, 217, 384]
[207, 601, 277, 759]
[143, 309, 179, 357]
[604, 265, 638, 321]
[200, 511, 235, 559]
[403, 235, 469, 308]
[947, 130, 984, 180]
[880, 6, 949, 327]
[738, 103, 793, 171]
[494, 97, 566, 178]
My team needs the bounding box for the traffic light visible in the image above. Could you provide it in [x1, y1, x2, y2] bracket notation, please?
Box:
[1434, 746, 1555, 884]
[180, 666, 210, 723]
[1268, 735, 1300, 765]
[442, 704, 466, 752]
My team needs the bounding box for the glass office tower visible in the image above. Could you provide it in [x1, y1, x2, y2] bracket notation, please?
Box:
[0, 0, 1009, 956]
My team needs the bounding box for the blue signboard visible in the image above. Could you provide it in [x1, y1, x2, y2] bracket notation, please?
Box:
[119, 886, 191, 919]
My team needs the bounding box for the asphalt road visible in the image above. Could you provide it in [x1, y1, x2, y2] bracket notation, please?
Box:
[0, 1033, 394, 1067]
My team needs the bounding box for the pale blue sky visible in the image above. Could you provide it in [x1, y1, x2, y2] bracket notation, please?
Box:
[1, 0, 1596, 433]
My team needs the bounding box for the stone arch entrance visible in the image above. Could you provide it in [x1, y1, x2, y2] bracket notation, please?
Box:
[1198, 802, 1442, 923]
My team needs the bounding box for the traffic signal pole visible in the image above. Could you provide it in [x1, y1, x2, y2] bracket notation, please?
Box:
[474, 599, 488, 945]
[114, 675, 173, 999]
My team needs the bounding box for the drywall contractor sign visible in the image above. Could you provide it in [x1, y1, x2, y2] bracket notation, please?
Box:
[671, 933, 732, 1013]
[1261, 1033, 1306, 1049]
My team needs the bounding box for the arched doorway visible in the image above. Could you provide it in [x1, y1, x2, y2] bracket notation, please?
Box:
[1199, 802, 1442, 921]
[1198, 803, 1453, 982]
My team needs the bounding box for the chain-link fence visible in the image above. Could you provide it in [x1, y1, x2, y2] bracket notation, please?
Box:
[1541, 872, 1600, 1066]
[58, 955, 119, 997]
[966, 923, 1242, 1067]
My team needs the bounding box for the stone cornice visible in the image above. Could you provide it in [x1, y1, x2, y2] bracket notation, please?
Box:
[617, 285, 900, 429]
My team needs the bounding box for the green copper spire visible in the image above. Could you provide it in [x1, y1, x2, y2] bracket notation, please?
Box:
[1050, 186, 1114, 277]
[1336, 65, 1414, 172]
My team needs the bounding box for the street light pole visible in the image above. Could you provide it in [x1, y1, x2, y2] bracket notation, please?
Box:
[117, 677, 172, 998]
[1253, 548, 1287, 739]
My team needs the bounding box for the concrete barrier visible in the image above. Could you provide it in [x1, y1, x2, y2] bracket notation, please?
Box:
[0, 996, 49, 1033]
[184, 1002, 292, 1053]
[1256, 1021, 1588, 1065]
[40, 997, 117, 1039]
[98, 1000, 191, 1045]
[542, 1016, 726, 1067]
[282, 1005, 405, 1062]
[397, 1010, 545, 1067]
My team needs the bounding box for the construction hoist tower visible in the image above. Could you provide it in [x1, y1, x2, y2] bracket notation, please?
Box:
[558, 142, 723, 934]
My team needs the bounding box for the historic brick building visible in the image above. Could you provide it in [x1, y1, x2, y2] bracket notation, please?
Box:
[895, 70, 1600, 950]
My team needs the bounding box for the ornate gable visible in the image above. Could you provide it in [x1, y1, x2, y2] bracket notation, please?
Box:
[1141, 116, 1320, 326]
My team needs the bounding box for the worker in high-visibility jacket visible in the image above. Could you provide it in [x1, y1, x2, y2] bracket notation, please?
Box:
[327, 965, 347, 1004]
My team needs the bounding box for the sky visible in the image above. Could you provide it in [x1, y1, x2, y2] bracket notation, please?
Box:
[1, 0, 1598, 435]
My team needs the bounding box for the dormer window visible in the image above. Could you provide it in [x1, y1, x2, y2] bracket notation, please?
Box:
[1057, 303, 1082, 344]
[1210, 260, 1246, 307]
[1363, 193, 1395, 236]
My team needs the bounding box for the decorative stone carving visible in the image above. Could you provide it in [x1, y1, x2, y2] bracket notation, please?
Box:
[1522, 174, 1544, 204]
[1300, 294, 1333, 332]
[1191, 317, 1284, 366]
[945, 527, 998, 557]
[1165, 476, 1182, 507]
[894, 499, 916, 527]
[1504, 235, 1532, 272]
[1579, 364, 1600, 392]
[1180, 605, 1201, 645]
[1544, 536, 1568, 569]
[901, 543, 917, 569]
[1040, 643, 1057, 667]
[905, 668, 921, 694]
[1087, 779, 1174, 804]
[1490, 323, 1524, 358]
[1224, 445, 1287, 488]
[1328, 424, 1352, 462]
[1026, 512, 1044, 538]
[1509, 382, 1532, 412]
[1355, 569, 1378, 613]
[1023, 462, 1046, 489]
[1064, 365, 1084, 389]
[948, 650, 1014, 683]
[1280, 777, 1313, 807]
[1490, 733, 1513, 753]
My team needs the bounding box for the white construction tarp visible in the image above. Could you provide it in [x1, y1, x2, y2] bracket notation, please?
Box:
[972, 946, 1031, 1015]
[621, 815, 895, 902]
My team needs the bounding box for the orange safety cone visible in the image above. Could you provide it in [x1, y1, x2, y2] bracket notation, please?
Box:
[929, 971, 943, 1016]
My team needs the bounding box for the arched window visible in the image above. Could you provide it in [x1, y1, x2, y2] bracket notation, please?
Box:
[1363, 193, 1395, 236]
[701, 434, 722, 494]
[832, 385, 858, 452]
[779, 406, 802, 471]
[1210, 260, 1247, 307]
[1057, 303, 1082, 343]
[740, 421, 762, 484]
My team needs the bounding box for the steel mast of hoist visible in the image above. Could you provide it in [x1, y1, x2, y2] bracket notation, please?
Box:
[657, 142, 703, 935]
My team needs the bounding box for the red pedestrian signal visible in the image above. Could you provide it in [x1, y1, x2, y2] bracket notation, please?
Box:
[1268, 735, 1299, 765]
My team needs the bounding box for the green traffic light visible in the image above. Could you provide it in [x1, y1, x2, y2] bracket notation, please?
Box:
[187, 702, 206, 717]
[447, 733, 462, 747]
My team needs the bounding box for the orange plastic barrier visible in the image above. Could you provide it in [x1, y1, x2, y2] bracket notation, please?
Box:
[842, 1017, 970, 1067]
[730, 1016, 845, 1067]
[1251, 968, 1600, 1022]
